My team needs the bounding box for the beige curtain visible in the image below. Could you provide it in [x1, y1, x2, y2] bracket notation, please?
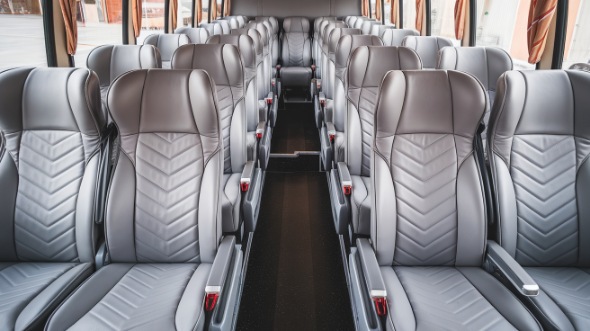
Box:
[196, 0, 202, 25]
[210, 0, 218, 20]
[132, 0, 142, 38]
[454, 0, 467, 40]
[416, 0, 424, 32]
[169, 0, 178, 30]
[361, 0, 369, 17]
[527, 0, 558, 63]
[375, 0, 382, 21]
[390, 0, 397, 25]
[60, 0, 77, 55]
[224, 0, 231, 16]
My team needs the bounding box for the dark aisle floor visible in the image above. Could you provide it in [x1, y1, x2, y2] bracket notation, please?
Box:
[236, 172, 354, 331]
[270, 102, 321, 154]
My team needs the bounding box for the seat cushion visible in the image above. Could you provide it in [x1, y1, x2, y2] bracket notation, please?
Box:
[281, 67, 312, 87]
[0, 262, 93, 331]
[222, 173, 242, 233]
[351, 175, 371, 235]
[524, 267, 590, 330]
[381, 266, 542, 331]
[46, 263, 211, 331]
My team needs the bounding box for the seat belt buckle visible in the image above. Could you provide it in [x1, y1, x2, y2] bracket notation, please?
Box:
[265, 97, 273, 106]
[205, 290, 220, 312]
[328, 130, 335, 143]
[256, 128, 264, 140]
[240, 178, 251, 192]
[342, 182, 352, 196]
[372, 296, 387, 317]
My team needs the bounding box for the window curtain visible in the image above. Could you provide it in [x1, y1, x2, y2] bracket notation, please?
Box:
[211, 0, 218, 20]
[59, 0, 77, 55]
[416, 0, 424, 32]
[224, 0, 231, 16]
[390, 0, 397, 25]
[375, 0, 382, 21]
[361, 0, 369, 17]
[527, 0, 558, 63]
[454, 0, 467, 40]
[196, 0, 202, 25]
[132, 0, 142, 38]
[169, 0, 178, 30]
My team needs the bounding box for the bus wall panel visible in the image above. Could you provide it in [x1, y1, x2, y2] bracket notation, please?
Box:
[231, 0, 359, 19]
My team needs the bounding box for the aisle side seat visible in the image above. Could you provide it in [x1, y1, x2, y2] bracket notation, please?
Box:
[402, 35, 453, 68]
[175, 27, 210, 44]
[143, 33, 190, 68]
[380, 28, 419, 46]
[280, 17, 313, 88]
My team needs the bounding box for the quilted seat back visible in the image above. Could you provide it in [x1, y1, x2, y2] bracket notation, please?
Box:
[281, 17, 312, 67]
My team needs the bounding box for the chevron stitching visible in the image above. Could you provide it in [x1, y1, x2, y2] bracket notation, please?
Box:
[511, 135, 578, 266]
[135, 133, 202, 263]
[392, 134, 458, 266]
[15, 131, 85, 262]
[0, 263, 74, 314]
[358, 87, 378, 177]
[216, 86, 235, 173]
[395, 267, 517, 330]
[70, 264, 198, 330]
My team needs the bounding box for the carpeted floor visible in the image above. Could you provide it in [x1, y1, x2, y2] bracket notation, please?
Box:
[270, 102, 321, 154]
[236, 172, 354, 331]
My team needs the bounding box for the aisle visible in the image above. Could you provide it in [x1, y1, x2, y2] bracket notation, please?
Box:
[236, 171, 354, 331]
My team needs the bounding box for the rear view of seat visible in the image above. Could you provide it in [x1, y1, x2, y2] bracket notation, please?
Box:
[200, 22, 224, 36]
[0, 67, 106, 330]
[256, 17, 280, 70]
[313, 17, 336, 76]
[175, 27, 210, 44]
[143, 33, 189, 68]
[570, 62, 590, 71]
[349, 70, 542, 331]
[438, 46, 513, 148]
[86, 45, 161, 110]
[489, 70, 590, 330]
[213, 19, 231, 34]
[45, 69, 243, 331]
[380, 28, 419, 46]
[360, 20, 380, 35]
[402, 35, 453, 68]
[280, 17, 313, 88]
[328, 46, 421, 236]
[320, 21, 346, 106]
[370, 24, 395, 37]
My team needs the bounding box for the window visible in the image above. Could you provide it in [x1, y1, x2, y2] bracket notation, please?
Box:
[200, 0, 208, 24]
[137, 0, 165, 44]
[0, 1, 47, 68]
[476, 0, 535, 70]
[384, 0, 393, 24]
[562, 0, 590, 68]
[75, 0, 123, 67]
[403, 0, 416, 30]
[177, 0, 193, 29]
[430, 0, 461, 45]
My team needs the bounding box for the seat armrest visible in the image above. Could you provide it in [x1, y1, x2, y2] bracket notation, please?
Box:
[240, 161, 255, 192]
[337, 162, 352, 196]
[357, 238, 387, 299]
[318, 92, 326, 108]
[205, 236, 236, 312]
[486, 241, 539, 296]
[256, 121, 266, 140]
[325, 122, 336, 142]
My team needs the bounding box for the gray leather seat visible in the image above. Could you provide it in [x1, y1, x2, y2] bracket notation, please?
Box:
[174, 27, 210, 44]
[280, 17, 313, 87]
[313, 17, 336, 77]
[0, 67, 106, 331]
[172, 44, 248, 234]
[236, 15, 247, 28]
[256, 17, 280, 69]
[361, 20, 380, 35]
[143, 33, 190, 68]
[370, 24, 395, 37]
[45, 69, 242, 331]
[224, 16, 240, 29]
[200, 22, 223, 36]
[349, 70, 542, 331]
[246, 21, 272, 96]
[570, 62, 590, 71]
[213, 19, 231, 34]
[489, 70, 590, 330]
[437, 46, 513, 150]
[207, 34, 262, 163]
[86, 45, 161, 111]
[380, 28, 419, 46]
[402, 35, 454, 68]
[316, 18, 337, 80]
[320, 21, 346, 99]
[335, 47, 421, 236]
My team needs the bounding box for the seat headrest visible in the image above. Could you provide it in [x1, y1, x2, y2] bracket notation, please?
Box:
[256, 16, 279, 34]
[171, 44, 244, 89]
[375, 70, 486, 137]
[174, 27, 210, 44]
[231, 28, 263, 58]
[335, 35, 383, 69]
[246, 22, 269, 46]
[380, 28, 419, 46]
[371, 24, 395, 37]
[212, 20, 231, 34]
[108, 69, 219, 138]
[143, 34, 190, 61]
[348, 46, 423, 88]
[322, 21, 347, 47]
[207, 34, 257, 72]
[200, 22, 223, 36]
[437, 46, 513, 91]
[490, 70, 590, 138]
[570, 62, 590, 72]
[361, 21, 380, 35]
[0, 67, 105, 134]
[402, 36, 454, 68]
[87, 45, 161, 88]
[329, 28, 361, 55]
[315, 17, 336, 33]
[283, 17, 310, 33]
